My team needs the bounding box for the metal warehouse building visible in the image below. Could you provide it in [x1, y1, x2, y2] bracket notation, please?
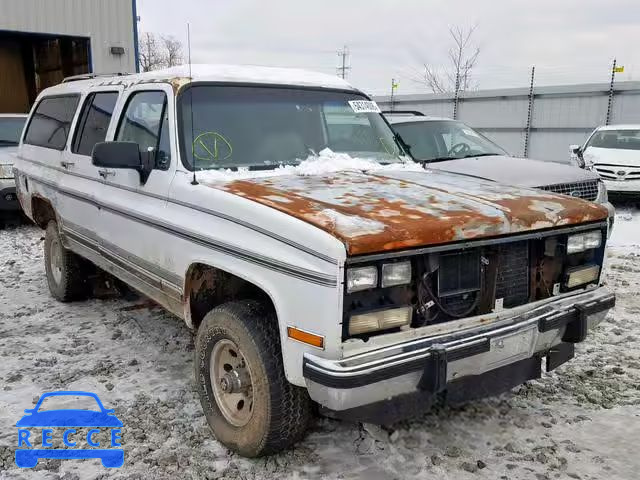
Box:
[0, 0, 138, 113]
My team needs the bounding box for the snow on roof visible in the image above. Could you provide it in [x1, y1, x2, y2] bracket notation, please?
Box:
[43, 64, 356, 95]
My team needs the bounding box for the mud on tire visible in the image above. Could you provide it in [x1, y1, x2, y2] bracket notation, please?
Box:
[44, 220, 89, 301]
[195, 300, 311, 457]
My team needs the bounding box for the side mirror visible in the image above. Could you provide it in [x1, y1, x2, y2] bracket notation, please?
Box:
[92, 142, 154, 184]
[569, 145, 586, 168]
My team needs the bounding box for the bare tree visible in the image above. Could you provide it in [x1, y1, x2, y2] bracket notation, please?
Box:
[138, 32, 185, 71]
[422, 25, 480, 94]
[138, 32, 164, 72]
[161, 35, 183, 67]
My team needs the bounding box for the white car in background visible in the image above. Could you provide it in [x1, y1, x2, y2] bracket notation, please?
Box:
[571, 125, 640, 196]
[0, 114, 28, 217]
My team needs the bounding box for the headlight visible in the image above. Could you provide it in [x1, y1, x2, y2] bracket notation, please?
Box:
[565, 264, 600, 289]
[349, 307, 412, 335]
[567, 231, 602, 254]
[0, 164, 14, 179]
[381, 261, 411, 288]
[346, 266, 378, 293]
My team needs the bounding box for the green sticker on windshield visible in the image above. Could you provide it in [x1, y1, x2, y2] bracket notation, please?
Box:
[192, 132, 233, 162]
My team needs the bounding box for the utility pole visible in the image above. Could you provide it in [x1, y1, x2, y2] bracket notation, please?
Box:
[452, 72, 461, 119]
[390, 78, 398, 112]
[337, 45, 351, 79]
[523, 65, 536, 158]
[605, 58, 623, 126]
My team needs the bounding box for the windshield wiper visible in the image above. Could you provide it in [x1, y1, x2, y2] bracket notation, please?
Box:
[421, 153, 500, 164]
[0, 140, 18, 146]
[458, 153, 500, 159]
[420, 156, 457, 164]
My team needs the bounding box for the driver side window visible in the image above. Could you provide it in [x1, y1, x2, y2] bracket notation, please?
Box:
[116, 91, 170, 169]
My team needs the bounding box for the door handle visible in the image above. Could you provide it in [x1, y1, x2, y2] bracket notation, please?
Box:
[98, 169, 115, 178]
[60, 161, 75, 169]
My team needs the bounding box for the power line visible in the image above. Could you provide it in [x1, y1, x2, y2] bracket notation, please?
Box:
[337, 45, 351, 79]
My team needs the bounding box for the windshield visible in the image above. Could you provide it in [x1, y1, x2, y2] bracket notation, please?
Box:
[586, 129, 640, 151]
[392, 120, 506, 162]
[179, 85, 404, 170]
[0, 117, 26, 147]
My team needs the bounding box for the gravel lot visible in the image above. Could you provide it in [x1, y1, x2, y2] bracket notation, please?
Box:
[1, 206, 639, 480]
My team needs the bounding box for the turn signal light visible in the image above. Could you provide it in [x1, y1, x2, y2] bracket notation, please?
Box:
[287, 327, 324, 349]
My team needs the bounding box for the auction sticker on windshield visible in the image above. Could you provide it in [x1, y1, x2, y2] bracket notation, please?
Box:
[348, 100, 381, 113]
[15, 391, 124, 468]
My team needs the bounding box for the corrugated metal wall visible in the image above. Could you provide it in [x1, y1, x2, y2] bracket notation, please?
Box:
[376, 82, 640, 163]
[0, 0, 137, 74]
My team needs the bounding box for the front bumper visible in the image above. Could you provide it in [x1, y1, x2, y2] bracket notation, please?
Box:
[602, 178, 640, 194]
[0, 178, 19, 211]
[304, 287, 614, 412]
[600, 200, 615, 234]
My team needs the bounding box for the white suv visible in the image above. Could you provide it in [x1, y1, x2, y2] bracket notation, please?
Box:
[14, 65, 615, 457]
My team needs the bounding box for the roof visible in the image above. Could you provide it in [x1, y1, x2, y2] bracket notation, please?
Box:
[42, 64, 356, 96]
[386, 114, 453, 125]
[596, 124, 640, 131]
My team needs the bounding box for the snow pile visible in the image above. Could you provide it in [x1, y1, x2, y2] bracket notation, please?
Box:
[608, 206, 640, 250]
[197, 149, 423, 183]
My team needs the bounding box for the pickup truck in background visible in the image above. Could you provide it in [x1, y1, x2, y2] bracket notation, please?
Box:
[0, 113, 27, 220]
[386, 111, 615, 232]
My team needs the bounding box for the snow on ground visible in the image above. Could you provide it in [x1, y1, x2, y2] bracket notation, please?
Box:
[0, 205, 639, 480]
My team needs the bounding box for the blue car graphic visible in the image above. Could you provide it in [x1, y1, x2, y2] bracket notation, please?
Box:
[15, 391, 123, 468]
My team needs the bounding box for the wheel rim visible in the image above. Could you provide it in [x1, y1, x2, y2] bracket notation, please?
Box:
[49, 236, 63, 285]
[210, 339, 254, 427]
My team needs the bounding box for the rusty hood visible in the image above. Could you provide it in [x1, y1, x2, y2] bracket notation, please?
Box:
[208, 169, 608, 256]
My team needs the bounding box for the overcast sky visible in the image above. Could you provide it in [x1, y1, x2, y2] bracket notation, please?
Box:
[136, 0, 640, 95]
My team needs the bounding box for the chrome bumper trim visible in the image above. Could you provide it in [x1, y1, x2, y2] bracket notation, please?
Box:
[304, 287, 614, 409]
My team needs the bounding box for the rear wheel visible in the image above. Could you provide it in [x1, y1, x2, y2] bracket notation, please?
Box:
[44, 220, 89, 301]
[195, 300, 311, 457]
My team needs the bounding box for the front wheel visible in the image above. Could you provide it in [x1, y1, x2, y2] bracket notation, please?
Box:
[195, 300, 311, 457]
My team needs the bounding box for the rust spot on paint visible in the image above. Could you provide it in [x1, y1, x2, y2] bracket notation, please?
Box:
[168, 77, 192, 94]
[203, 170, 609, 256]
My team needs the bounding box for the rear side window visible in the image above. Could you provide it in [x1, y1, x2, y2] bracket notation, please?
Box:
[116, 91, 170, 169]
[24, 95, 80, 150]
[72, 92, 119, 156]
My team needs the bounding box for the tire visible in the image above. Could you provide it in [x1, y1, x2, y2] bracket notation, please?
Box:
[195, 300, 311, 457]
[44, 220, 88, 302]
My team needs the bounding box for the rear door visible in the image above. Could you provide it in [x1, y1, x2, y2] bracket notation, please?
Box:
[19, 94, 81, 222]
[94, 84, 181, 310]
[58, 89, 121, 249]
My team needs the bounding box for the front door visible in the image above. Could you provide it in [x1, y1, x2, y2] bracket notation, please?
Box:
[94, 84, 182, 311]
